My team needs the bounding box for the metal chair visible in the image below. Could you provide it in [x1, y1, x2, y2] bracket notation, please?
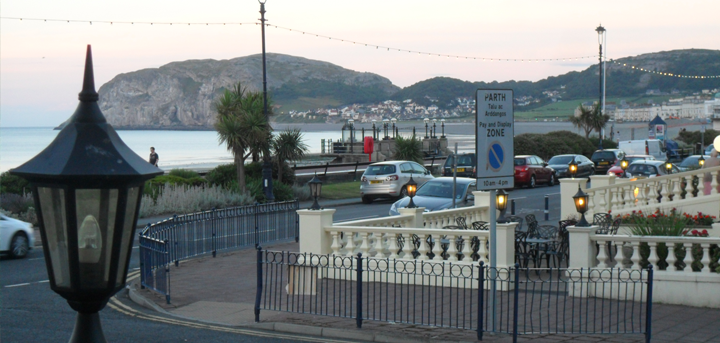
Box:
[593, 213, 613, 234]
[525, 214, 539, 237]
[539, 227, 570, 268]
[472, 221, 489, 231]
[455, 217, 469, 230]
[506, 215, 524, 232]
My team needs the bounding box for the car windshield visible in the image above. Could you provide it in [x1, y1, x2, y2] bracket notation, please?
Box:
[548, 156, 574, 164]
[445, 154, 475, 167]
[614, 156, 645, 166]
[592, 151, 616, 160]
[680, 157, 700, 167]
[364, 165, 396, 175]
[416, 182, 468, 199]
[514, 158, 526, 166]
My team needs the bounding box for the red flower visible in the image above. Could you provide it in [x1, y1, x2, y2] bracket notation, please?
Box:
[692, 230, 699, 235]
[702, 230, 708, 235]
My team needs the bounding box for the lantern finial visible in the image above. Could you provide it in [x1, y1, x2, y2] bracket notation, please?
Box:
[78, 45, 99, 103]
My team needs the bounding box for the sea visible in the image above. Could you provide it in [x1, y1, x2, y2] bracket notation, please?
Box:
[0, 127, 344, 173]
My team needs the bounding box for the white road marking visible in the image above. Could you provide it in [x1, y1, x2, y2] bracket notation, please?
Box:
[39, 280, 49, 283]
[5, 283, 30, 288]
[511, 197, 527, 200]
[29, 257, 44, 261]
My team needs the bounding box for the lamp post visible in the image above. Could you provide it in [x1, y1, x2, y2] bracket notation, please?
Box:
[383, 119, 389, 140]
[620, 157, 629, 178]
[259, 0, 274, 201]
[596, 24, 606, 150]
[573, 186, 590, 227]
[372, 120, 377, 140]
[391, 118, 397, 139]
[9, 46, 163, 343]
[665, 161, 673, 174]
[440, 119, 446, 138]
[699, 155, 705, 168]
[432, 119, 437, 138]
[496, 189, 509, 223]
[405, 175, 418, 208]
[568, 160, 578, 179]
[349, 119, 355, 154]
[424, 118, 429, 138]
[308, 173, 323, 210]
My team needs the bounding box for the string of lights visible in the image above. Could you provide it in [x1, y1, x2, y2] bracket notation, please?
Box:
[609, 60, 719, 79]
[0, 16, 256, 26]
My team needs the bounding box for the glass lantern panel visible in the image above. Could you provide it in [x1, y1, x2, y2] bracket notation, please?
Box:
[75, 189, 118, 289]
[116, 187, 139, 287]
[38, 187, 71, 288]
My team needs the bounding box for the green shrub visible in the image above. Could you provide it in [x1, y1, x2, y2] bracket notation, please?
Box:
[205, 164, 237, 187]
[0, 172, 30, 196]
[138, 183, 255, 217]
[245, 178, 297, 203]
[168, 168, 201, 179]
[206, 162, 297, 189]
[144, 175, 207, 199]
[245, 162, 296, 185]
[514, 131, 597, 160]
[676, 129, 719, 146]
[588, 136, 618, 150]
[0, 193, 33, 214]
[292, 185, 312, 201]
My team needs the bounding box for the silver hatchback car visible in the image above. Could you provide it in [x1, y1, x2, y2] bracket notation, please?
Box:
[360, 161, 434, 203]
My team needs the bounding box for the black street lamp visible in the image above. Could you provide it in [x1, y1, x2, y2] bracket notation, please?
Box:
[620, 157, 629, 177]
[349, 119, 355, 154]
[573, 186, 590, 227]
[308, 173, 323, 210]
[665, 161, 673, 174]
[423, 118, 429, 138]
[441, 119, 446, 138]
[383, 119, 389, 140]
[596, 24, 606, 150]
[9, 46, 163, 342]
[259, 0, 274, 201]
[372, 120, 377, 140]
[496, 189, 509, 223]
[432, 119, 437, 138]
[699, 155, 705, 167]
[568, 160, 578, 179]
[391, 118, 397, 139]
[405, 175, 418, 208]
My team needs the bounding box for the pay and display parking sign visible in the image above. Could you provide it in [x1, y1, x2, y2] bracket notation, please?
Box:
[476, 89, 514, 190]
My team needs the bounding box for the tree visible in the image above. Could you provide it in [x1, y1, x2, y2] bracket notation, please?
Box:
[569, 103, 594, 138]
[272, 128, 309, 183]
[393, 135, 423, 163]
[588, 103, 610, 138]
[214, 83, 272, 193]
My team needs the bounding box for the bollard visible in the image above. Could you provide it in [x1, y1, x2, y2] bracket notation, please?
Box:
[544, 195, 549, 221]
[510, 199, 516, 215]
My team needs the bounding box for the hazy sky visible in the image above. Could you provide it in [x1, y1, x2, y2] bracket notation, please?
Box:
[2, 0, 719, 127]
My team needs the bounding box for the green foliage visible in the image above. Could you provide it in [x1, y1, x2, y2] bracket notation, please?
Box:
[392, 135, 424, 163]
[138, 183, 255, 217]
[514, 131, 597, 160]
[621, 209, 688, 236]
[245, 178, 296, 203]
[144, 175, 207, 200]
[675, 129, 720, 146]
[0, 193, 33, 214]
[205, 164, 237, 187]
[168, 168, 201, 179]
[292, 184, 312, 201]
[273, 79, 389, 107]
[245, 161, 296, 185]
[272, 128, 309, 183]
[587, 137, 618, 149]
[0, 172, 30, 196]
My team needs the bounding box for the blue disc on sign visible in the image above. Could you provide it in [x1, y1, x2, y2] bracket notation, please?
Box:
[487, 142, 504, 171]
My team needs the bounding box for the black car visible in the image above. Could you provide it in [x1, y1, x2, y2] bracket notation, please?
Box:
[442, 153, 476, 178]
[590, 149, 625, 175]
[547, 154, 595, 179]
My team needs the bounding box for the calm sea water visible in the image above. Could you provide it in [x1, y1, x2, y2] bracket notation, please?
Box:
[0, 127, 343, 173]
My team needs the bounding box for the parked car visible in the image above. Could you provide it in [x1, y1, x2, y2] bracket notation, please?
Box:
[0, 213, 34, 258]
[624, 160, 679, 178]
[606, 155, 656, 177]
[389, 177, 476, 216]
[677, 155, 712, 172]
[547, 154, 594, 179]
[513, 155, 556, 188]
[442, 153, 476, 178]
[360, 161, 434, 203]
[590, 149, 625, 175]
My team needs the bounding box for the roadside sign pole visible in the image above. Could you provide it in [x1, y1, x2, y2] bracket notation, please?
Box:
[489, 189, 497, 332]
[452, 143, 458, 208]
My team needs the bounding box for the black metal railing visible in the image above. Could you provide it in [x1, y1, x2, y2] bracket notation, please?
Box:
[255, 250, 654, 342]
[140, 200, 299, 303]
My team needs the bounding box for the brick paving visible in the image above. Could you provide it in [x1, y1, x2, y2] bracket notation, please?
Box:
[130, 241, 720, 342]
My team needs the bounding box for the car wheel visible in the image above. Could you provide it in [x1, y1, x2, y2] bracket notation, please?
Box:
[548, 173, 556, 186]
[362, 196, 373, 204]
[10, 233, 29, 258]
[529, 175, 536, 188]
[399, 186, 408, 199]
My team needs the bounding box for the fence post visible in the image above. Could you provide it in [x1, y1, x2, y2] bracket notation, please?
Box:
[139, 230, 146, 289]
[478, 262, 484, 341]
[356, 253, 363, 329]
[324, 162, 329, 178]
[254, 246, 263, 322]
[512, 264, 520, 343]
[164, 239, 171, 304]
[353, 161, 359, 181]
[645, 265, 654, 343]
[510, 199, 515, 215]
[254, 203, 260, 247]
[212, 208, 217, 258]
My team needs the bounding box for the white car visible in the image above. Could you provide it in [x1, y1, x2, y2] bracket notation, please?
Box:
[0, 213, 35, 258]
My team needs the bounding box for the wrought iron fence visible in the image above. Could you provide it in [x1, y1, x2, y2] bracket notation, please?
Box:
[255, 250, 653, 342]
[140, 200, 299, 303]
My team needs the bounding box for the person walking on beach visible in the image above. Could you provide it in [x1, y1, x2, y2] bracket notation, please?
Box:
[149, 147, 159, 167]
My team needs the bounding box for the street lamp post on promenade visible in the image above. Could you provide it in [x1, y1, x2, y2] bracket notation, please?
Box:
[10, 46, 163, 343]
[259, 0, 274, 201]
[596, 24, 606, 150]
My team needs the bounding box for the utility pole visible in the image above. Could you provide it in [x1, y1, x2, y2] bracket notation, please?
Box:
[259, 0, 274, 201]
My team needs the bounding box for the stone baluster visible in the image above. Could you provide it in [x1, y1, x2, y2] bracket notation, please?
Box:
[374, 233, 386, 258]
[401, 233, 414, 260]
[647, 182, 659, 205]
[711, 170, 719, 195]
[666, 242, 677, 271]
[359, 232, 371, 257]
[701, 243, 711, 273]
[683, 176, 694, 199]
[660, 180, 670, 204]
[387, 234, 399, 259]
[635, 184, 646, 207]
[462, 234, 473, 263]
[631, 241, 642, 269]
[596, 238, 609, 268]
[613, 241, 625, 268]
[446, 235, 458, 262]
[611, 188, 621, 211]
[681, 243, 692, 272]
[647, 242, 659, 269]
[432, 234, 444, 261]
[417, 234, 429, 260]
[587, 191, 596, 216]
[598, 189, 607, 212]
[345, 231, 356, 257]
[477, 236, 488, 264]
[330, 231, 341, 256]
[698, 176, 707, 196]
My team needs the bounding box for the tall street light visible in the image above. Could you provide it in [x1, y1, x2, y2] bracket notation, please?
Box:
[596, 24, 606, 150]
[10, 45, 163, 342]
[259, 0, 274, 201]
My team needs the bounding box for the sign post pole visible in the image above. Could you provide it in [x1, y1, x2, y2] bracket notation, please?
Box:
[476, 89, 514, 333]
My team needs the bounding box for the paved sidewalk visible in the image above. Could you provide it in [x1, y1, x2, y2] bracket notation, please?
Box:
[127, 241, 720, 343]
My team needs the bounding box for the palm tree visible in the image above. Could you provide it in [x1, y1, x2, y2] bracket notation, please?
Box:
[588, 103, 610, 138]
[214, 83, 272, 193]
[393, 134, 423, 163]
[569, 103, 594, 138]
[272, 128, 309, 183]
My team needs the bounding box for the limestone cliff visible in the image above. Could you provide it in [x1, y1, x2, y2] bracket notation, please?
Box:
[98, 53, 399, 129]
